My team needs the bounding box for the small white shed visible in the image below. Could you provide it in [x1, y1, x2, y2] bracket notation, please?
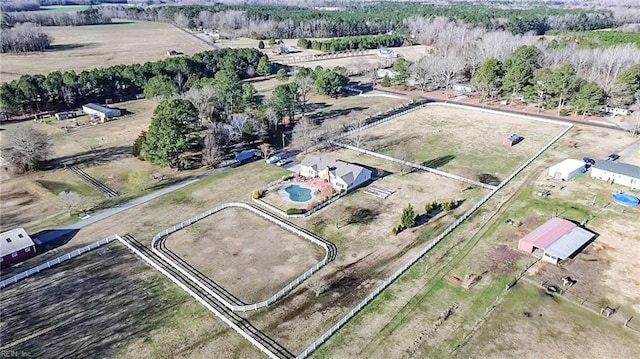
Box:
[548, 159, 585, 181]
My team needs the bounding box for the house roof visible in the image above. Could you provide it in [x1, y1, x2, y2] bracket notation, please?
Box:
[549, 159, 585, 173]
[82, 103, 118, 114]
[544, 227, 595, 260]
[593, 160, 640, 179]
[518, 217, 576, 250]
[301, 156, 371, 187]
[0, 228, 34, 257]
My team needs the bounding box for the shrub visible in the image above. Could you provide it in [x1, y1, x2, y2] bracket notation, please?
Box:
[258, 40, 265, 49]
[282, 174, 294, 181]
[253, 190, 263, 199]
[425, 201, 439, 213]
[392, 224, 404, 235]
[286, 208, 305, 215]
[442, 200, 458, 211]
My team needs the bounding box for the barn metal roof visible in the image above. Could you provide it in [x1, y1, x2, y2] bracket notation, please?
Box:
[549, 159, 585, 173]
[518, 217, 576, 250]
[0, 228, 34, 257]
[544, 227, 595, 260]
[592, 160, 640, 179]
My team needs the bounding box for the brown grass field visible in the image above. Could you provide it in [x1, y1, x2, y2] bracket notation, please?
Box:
[164, 206, 325, 304]
[0, 21, 211, 83]
[0, 242, 262, 359]
[346, 104, 568, 182]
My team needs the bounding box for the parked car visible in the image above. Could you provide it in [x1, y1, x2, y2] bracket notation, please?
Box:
[583, 157, 595, 165]
[608, 153, 620, 161]
[275, 158, 292, 167]
[266, 155, 282, 164]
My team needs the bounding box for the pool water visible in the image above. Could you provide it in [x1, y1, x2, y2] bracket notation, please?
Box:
[284, 184, 312, 202]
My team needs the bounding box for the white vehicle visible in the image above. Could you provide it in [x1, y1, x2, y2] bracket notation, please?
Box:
[275, 158, 292, 167]
[266, 155, 282, 164]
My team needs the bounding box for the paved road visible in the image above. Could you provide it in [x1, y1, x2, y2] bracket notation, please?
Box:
[64, 166, 231, 230]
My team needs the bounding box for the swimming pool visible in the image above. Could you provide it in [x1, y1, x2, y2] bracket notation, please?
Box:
[284, 184, 313, 202]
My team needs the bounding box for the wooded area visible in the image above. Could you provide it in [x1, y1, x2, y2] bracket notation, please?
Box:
[0, 48, 266, 114]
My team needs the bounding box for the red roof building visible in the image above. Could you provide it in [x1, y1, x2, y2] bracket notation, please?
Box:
[517, 217, 595, 264]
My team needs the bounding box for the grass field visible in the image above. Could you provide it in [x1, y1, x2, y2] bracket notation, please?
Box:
[345, 105, 568, 182]
[165, 206, 325, 304]
[0, 21, 211, 82]
[0, 242, 262, 358]
[36, 5, 91, 13]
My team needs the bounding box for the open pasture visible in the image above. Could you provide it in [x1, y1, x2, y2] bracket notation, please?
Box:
[345, 105, 568, 183]
[164, 206, 325, 304]
[0, 21, 211, 82]
[0, 242, 261, 358]
[456, 282, 640, 359]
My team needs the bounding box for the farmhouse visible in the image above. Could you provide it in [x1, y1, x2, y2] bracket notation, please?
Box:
[0, 228, 35, 268]
[517, 217, 596, 264]
[547, 159, 586, 181]
[590, 160, 640, 190]
[300, 156, 372, 191]
[82, 103, 121, 122]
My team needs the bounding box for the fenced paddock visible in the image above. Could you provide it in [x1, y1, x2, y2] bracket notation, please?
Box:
[0, 241, 182, 358]
[152, 203, 335, 311]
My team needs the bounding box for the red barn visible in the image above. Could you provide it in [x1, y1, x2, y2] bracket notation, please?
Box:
[518, 217, 595, 264]
[0, 228, 36, 268]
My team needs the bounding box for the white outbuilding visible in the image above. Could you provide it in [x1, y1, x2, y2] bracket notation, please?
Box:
[82, 103, 121, 123]
[547, 159, 586, 181]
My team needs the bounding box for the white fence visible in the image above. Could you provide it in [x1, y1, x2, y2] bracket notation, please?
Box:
[296, 121, 573, 358]
[253, 191, 348, 219]
[334, 141, 496, 190]
[151, 202, 332, 312]
[116, 234, 283, 359]
[0, 235, 118, 289]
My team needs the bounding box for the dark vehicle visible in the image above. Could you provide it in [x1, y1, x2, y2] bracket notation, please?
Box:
[583, 157, 595, 165]
[235, 149, 258, 164]
[608, 153, 620, 161]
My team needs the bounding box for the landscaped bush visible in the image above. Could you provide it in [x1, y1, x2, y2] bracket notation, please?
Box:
[425, 201, 439, 213]
[282, 174, 294, 181]
[253, 190, 263, 199]
[286, 208, 306, 215]
[392, 224, 404, 235]
[442, 200, 458, 211]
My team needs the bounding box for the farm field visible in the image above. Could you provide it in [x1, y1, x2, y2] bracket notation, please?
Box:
[0, 242, 261, 359]
[35, 5, 91, 13]
[345, 105, 569, 183]
[0, 21, 211, 82]
[311, 124, 640, 358]
[164, 206, 325, 304]
[456, 282, 640, 359]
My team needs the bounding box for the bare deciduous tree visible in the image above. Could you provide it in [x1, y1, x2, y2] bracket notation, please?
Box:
[58, 190, 82, 215]
[258, 143, 274, 159]
[295, 75, 314, 119]
[307, 278, 327, 297]
[203, 125, 224, 167]
[394, 143, 414, 175]
[183, 85, 217, 124]
[348, 119, 368, 149]
[265, 106, 279, 130]
[6, 126, 52, 173]
[0, 23, 52, 53]
[292, 117, 317, 153]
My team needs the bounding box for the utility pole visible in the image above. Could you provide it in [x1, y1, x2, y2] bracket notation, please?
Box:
[282, 132, 286, 148]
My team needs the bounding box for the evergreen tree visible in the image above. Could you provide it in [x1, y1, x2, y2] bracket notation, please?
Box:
[143, 99, 198, 169]
[473, 58, 503, 102]
[401, 204, 416, 229]
[143, 75, 178, 100]
[572, 81, 605, 118]
[257, 56, 272, 78]
[276, 68, 288, 82]
[258, 40, 265, 49]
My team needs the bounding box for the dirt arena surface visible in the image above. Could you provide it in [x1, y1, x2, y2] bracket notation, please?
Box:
[164, 206, 325, 304]
[346, 104, 568, 182]
[0, 21, 211, 82]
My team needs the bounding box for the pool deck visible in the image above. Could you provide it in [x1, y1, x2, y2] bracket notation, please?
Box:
[277, 178, 335, 205]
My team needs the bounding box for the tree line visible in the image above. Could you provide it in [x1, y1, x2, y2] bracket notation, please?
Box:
[0, 0, 40, 12]
[98, 3, 617, 39]
[0, 23, 52, 53]
[297, 33, 405, 53]
[3, 8, 112, 27]
[0, 48, 266, 115]
[137, 64, 348, 170]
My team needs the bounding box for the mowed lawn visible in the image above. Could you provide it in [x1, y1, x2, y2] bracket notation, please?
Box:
[0, 21, 211, 82]
[347, 105, 568, 182]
